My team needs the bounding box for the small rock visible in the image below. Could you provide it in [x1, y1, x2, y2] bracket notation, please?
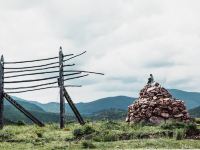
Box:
[161, 113, 169, 118]
[147, 87, 156, 92]
[149, 116, 164, 124]
[174, 114, 183, 118]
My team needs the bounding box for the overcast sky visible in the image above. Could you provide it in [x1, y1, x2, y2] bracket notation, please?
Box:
[0, 0, 200, 103]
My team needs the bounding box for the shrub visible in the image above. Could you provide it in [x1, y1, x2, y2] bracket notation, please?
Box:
[0, 132, 13, 142]
[160, 121, 186, 130]
[49, 123, 59, 130]
[83, 125, 95, 135]
[175, 130, 184, 140]
[194, 118, 200, 124]
[136, 132, 150, 139]
[73, 125, 95, 138]
[130, 123, 143, 130]
[81, 141, 96, 149]
[101, 121, 120, 130]
[185, 123, 199, 137]
[16, 120, 26, 126]
[73, 129, 83, 138]
[102, 133, 119, 142]
[36, 132, 43, 138]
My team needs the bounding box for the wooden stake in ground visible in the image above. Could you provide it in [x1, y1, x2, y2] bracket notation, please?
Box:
[59, 47, 65, 128]
[0, 55, 4, 129]
[4, 93, 44, 127]
[63, 87, 85, 125]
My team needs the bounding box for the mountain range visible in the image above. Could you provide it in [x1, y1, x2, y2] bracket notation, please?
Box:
[3, 88, 200, 123]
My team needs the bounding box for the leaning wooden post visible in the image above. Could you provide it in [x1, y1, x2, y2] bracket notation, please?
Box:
[59, 47, 65, 128]
[0, 55, 4, 129]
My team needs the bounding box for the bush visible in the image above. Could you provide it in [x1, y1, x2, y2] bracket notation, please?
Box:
[16, 120, 26, 126]
[160, 121, 186, 130]
[0, 132, 13, 142]
[185, 123, 199, 137]
[81, 141, 96, 149]
[83, 125, 95, 135]
[73, 129, 83, 138]
[175, 130, 184, 140]
[101, 132, 119, 142]
[101, 121, 120, 130]
[36, 132, 43, 138]
[194, 118, 200, 124]
[136, 132, 150, 139]
[73, 125, 95, 138]
[186, 123, 197, 131]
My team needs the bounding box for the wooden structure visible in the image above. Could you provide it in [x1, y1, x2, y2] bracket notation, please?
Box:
[0, 47, 103, 129]
[0, 55, 4, 129]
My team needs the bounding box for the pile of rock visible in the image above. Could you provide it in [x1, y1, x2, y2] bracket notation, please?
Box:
[126, 83, 190, 124]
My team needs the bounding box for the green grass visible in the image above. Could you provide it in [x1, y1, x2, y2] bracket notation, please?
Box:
[0, 121, 200, 149]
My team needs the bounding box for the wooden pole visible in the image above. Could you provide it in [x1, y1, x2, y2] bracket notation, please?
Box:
[59, 47, 65, 128]
[0, 55, 4, 129]
[63, 87, 85, 125]
[4, 93, 45, 127]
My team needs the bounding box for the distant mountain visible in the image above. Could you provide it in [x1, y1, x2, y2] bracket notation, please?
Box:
[74, 96, 134, 115]
[30, 101, 61, 113]
[189, 106, 200, 118]
[3, 104, 77, 124]
[31, 96, 135, 115]
[169, 89, 200, 109]
[4, 96, 45, 112]
[3, 88, 200, 124]
[3, 96, 62, 123]
[89, 108, 127, 120]
[3, 95, 134, 123]
[30, 89, 200, 114]
[4, 105, 59, 123]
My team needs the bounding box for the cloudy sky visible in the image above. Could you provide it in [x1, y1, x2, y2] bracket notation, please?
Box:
[0, 0, 200, 103]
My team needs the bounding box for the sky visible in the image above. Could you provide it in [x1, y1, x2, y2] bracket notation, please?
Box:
[0, 0, 200, 103]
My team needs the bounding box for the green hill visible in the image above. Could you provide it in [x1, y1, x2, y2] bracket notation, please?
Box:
[4, 96, 45, 112]
[31, 96, 135, 115]
[3, 88, 200, 123]
[90, 108, 127, 120]
[169, 89, 200, 109]
[3, 104, 77, 124]
[189, 106, 200, 118]
[30, 89, 200, 114]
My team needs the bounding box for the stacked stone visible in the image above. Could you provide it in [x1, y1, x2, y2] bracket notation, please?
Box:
[126, 83, 190, 124]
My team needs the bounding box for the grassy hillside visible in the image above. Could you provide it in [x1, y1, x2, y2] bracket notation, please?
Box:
[89, 108, 127, 120]
[31, 96, 135, 114]
[4, 89, 200, 123]
[0, 120, 200, 149]
[189, 106, 200, 118]
[29, 89, 200, 114]
[169, 89, 200, 109]
[3, 104, 75, 124]
[4, 96, 45, 112]
[74, 96, 134, 115]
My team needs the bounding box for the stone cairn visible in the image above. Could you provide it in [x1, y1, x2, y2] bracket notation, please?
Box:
[126, 82, 190, 124]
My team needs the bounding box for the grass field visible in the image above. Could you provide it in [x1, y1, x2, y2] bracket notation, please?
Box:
[0, 120, 200, 150]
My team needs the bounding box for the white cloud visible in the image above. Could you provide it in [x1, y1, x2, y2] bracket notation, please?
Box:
[0, 0, 200, 103]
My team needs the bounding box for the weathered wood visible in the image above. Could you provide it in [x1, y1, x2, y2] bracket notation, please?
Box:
[64, 51, 86, 62]
[4, 64, 74, 74]
[4, 72, 79, 84]
[63, 87, 85, 125]
[4, 93, 44, 127]
[59, 47, 65, 128]
[6, 84, 82, 94]
[4, 54, 73, 64]
[0, 55, 4, 129]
